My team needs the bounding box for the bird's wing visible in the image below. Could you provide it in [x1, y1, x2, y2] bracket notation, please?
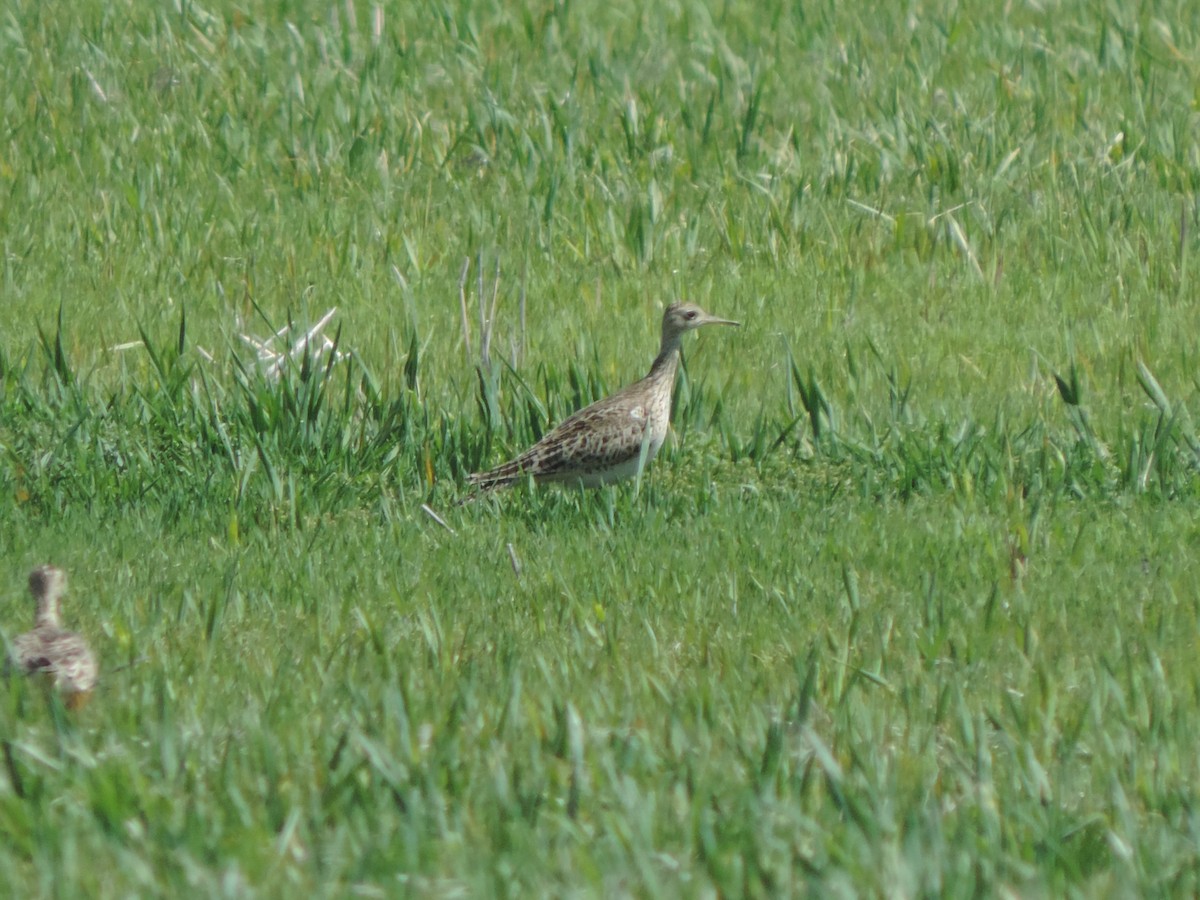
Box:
[530, 399, 649, 470]
[42, 633, 97, 692]
[10, 632, 51, 674]
[470, 395, 649, 486]
[12, 631, 97, 692]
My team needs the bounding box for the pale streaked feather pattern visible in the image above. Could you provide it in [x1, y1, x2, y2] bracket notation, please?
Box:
[468, 302, 738, 492]
[7, 565, 98, 705]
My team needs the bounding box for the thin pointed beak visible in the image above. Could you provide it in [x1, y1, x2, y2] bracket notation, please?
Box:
[701, 315, 740, 327]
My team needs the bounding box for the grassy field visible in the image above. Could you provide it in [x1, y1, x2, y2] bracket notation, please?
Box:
[3, 0, 1200, 895]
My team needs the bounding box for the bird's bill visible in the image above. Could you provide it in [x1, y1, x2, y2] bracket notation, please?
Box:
[700, 314, 741, 327]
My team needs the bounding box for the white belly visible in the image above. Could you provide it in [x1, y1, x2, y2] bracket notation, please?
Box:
[575, 440, 664, 486]
[554, 421, 667, 487]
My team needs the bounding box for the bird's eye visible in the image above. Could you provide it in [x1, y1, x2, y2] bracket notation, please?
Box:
[685, 310, 697, 320]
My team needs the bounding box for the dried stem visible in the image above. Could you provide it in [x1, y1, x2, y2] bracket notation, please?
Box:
[458, 257, 472, 361]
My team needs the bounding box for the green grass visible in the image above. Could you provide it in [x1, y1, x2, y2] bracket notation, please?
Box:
[3, 0, 1200, 895]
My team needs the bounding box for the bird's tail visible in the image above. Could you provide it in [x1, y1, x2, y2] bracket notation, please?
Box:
[456, 470, 513, 506]
[465, 463, 526, 493]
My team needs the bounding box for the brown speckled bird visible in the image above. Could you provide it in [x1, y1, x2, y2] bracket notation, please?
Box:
[468, 302, 739, 492]
[8, 566, 98, 709]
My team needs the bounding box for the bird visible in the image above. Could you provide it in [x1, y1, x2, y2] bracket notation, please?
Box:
[7, 565, 98, 709]
[467, 301, 739, 492]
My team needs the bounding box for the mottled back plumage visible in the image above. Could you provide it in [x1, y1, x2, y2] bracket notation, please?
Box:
[7, 565, 97, 707]
[468, 302, 738, 492]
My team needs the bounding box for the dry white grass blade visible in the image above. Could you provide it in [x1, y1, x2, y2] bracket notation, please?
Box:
[372, 4, 384, 44]
[846, 198, 895, 224]
[945, 212, 984, 280]
[421, 503, 456, 535]
[458, 257, 473, 361]
[82, 66, 108, 103]
[480, 256, 501, 369]
[237, 307, 348, 382]
[995, 146, 1021, 179]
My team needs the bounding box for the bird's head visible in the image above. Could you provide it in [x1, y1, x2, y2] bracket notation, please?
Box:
[28, 565, 67, 624]
[661, 302, 740, 344]
[29, 565, 67, 599]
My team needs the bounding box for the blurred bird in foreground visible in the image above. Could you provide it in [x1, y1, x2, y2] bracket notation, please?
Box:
[7, 565, 98, 709]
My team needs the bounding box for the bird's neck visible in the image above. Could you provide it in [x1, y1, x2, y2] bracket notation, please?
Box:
[35, 601, 61, 629]
[647, 335, 682, 383]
